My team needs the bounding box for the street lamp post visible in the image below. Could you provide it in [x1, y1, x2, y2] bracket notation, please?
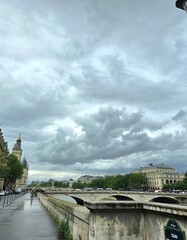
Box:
[176, 0, 187, 12]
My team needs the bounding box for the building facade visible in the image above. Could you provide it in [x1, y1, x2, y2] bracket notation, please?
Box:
[78, 175, 101, 183]
[0, 128, 9, 190]
[0, 128, 9, 155]
[134, 163, 184, 190]
[0, 130, 29, 190]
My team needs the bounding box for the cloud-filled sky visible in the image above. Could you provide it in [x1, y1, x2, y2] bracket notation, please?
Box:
[1, 0, 187, 182]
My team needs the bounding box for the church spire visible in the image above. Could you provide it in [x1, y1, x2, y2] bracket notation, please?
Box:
[18, 132, 21, 142]
[12, 133, 22, 161]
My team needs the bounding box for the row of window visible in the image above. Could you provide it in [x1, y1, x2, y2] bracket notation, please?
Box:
[144, 169, 175, 173]
[148, 175, 179, 178]
[148, 179, 177, 186]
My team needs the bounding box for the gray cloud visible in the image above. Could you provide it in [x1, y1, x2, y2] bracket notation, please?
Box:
[0, 0, 187, 180]
[37, 107, 187, 173]
[172, 110, 187, 121]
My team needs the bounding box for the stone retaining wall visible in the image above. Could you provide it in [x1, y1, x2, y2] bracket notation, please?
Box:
[38, 193, 90, 240]
[38, 193, 187, 240]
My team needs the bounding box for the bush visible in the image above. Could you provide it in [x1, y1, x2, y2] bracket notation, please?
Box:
[58, 219, 73, 240]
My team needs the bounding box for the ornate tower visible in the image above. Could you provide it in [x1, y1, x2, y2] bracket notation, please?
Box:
[12, 133, 22, 161]
[12, 134, 29, 190]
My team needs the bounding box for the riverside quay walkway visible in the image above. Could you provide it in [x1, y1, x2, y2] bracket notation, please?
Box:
[0, 193, 58, 240]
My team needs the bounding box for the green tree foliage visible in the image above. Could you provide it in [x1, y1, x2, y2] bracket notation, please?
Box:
[28, 180, 70, 188]
[128, 173, 148, 190]
[90, 177, 105, 189]
[39, 181, 52, 187]
[54, 181, 69, 188]
[6, 154, 23, 183]
[175, 180, 185, 190]
[183, 172, 187, 189]
[72, 180, 86, 189]
[112, 174, 130, 190]
[162, 184, 171, 191]
[58, 219, 73, 240]
[96, 175, 130, 190]
[72, 173, 147, 191]
[103, 176, 115, 189]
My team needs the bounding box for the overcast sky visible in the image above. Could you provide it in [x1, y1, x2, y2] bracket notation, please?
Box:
[1, 0, 187, 182]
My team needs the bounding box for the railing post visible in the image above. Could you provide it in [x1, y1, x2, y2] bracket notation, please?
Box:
[3, 195, 6, 207]
[6, 195, 9, 206]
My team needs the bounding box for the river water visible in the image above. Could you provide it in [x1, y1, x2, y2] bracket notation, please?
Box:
[51, 194, 76, 204]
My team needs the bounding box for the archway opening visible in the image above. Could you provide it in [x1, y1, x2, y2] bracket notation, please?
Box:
[111, 195, 135, 201]
[150, 197, 179, 204]
[71, 196, 84, 206]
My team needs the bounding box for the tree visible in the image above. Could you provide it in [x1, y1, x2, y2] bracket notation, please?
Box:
[90, 177, 105, 189]
[128, 173, 148, 190]
[6, 154, 23, 184]
[174, 180, 185, 190]
[72, 180, 87, 189]
[182, 172, 187, 190]
[113, 174, 130, 190]
[54, 181, 69, 188]
[103, 176, 115, 189]
[162, 184, 172, 191]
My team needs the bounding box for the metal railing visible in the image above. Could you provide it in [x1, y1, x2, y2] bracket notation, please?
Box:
[0, 192, 26, 208]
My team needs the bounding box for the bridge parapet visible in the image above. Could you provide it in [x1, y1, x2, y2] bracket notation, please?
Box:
[64, 191, 186, 204]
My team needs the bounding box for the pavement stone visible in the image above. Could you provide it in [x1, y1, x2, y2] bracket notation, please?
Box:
[0, 193, 58, 240]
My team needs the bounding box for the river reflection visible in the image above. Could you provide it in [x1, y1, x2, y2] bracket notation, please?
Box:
[17, 195, 42, 210]
[51, 194, 76, 204]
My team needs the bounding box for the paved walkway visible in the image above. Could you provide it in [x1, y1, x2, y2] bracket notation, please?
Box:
[0, 193, 58, 240]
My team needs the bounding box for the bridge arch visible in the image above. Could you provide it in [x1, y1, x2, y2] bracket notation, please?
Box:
[101, 195, 135, 201]
[112, 195, 135, 201]
[71, 196, 84, 206]
[149, 197, 179, 204]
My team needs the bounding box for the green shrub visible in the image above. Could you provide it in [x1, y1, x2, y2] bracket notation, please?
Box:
[58, 219, 73, 240]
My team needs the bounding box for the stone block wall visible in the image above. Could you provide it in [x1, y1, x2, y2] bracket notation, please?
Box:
[85, 201, 187, 240]
[38, 193, 90, 240]
[38, 193, 187, 240]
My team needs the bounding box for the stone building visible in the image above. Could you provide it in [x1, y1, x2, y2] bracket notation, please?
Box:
[12, 134, 29, 190]
[78, 175, 101, 183]
[0, 128, 9, 154]
[0, 128, 9, 190]
[134, 163, 184, 190]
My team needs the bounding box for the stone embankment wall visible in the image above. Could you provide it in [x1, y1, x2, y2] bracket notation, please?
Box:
[143, 203, 187, 240]
[38, 193, 90, 240]
[38, 193, 187, 240]
[85, 201, 187, 240]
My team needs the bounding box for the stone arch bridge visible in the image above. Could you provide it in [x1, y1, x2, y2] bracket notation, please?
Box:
[47, 190, 187, 206]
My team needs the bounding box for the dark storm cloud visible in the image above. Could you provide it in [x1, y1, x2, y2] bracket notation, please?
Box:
[37, 107, 187, 169]
[171, 110, 187, 129]
[172, 110, 187, 122]
[0, 0, 187, 180]
[70, 56, 187, 112]
[0, 81, 70, 128]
